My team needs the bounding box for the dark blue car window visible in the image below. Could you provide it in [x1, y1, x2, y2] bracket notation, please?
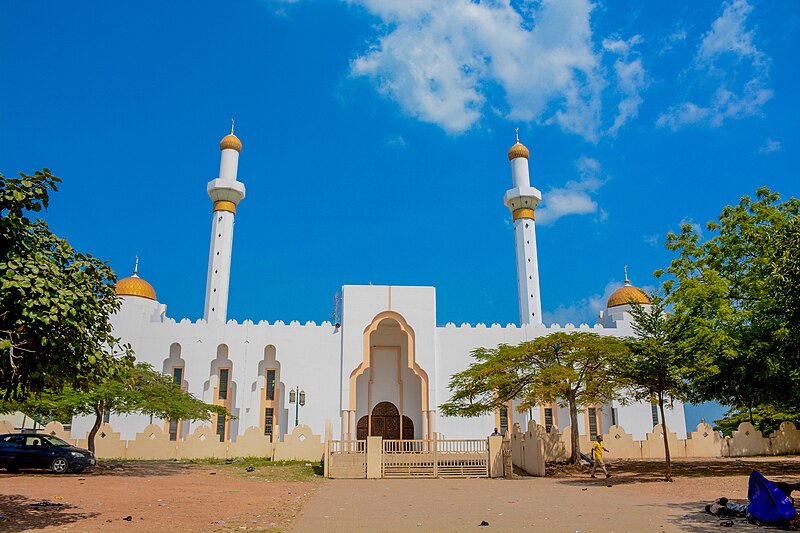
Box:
[2, 435, 25, 447]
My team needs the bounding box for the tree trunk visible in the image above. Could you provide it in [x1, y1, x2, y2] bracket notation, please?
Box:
[567, 389, 580, 464]
[658, 391, 672, 482]
[87, 400, 104, 454]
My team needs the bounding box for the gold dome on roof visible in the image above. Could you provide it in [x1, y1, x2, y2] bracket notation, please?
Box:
[220, 134, 242, 153]
[115, 257, 157, 301]
[507, 128, 530, 161]
[508, 142, 530, 161]
[607, 267, 650, 308]
[219, 119, 242, 152]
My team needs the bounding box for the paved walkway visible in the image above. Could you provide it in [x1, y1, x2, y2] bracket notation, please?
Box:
[291, 477, 723, 532]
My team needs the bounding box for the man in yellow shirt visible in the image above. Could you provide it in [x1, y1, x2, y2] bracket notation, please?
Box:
[591, 435, 610, 478]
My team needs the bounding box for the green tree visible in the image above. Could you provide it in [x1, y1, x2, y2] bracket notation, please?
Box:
[1, 363, 228, 453]
[0, 169, 130, 399]
[441, 332, 628, 464]
[714, 404, 800, 438]
[659, 188, 800, 415]
[614, 295, 694, 481]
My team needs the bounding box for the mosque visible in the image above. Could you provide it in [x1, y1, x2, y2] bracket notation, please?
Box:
[72, 128, 687, 445]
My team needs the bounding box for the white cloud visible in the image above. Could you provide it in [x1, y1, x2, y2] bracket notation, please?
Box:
[543, 280, 618, 326]
[757, 138, 781, 154]
[385, 133, 407, 147]
[603, 35, 647, 136]
[536, 156, 607, 225]
[643, 234, 659, 247]
[349, 0, 610, 139]
[657, 0, 772, 130]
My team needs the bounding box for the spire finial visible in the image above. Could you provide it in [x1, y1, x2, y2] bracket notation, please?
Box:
[230, 118, 235, 135]
[623, 264, 630, 285]
[515, 127, 520, 144]
[133, 255, 140, 278]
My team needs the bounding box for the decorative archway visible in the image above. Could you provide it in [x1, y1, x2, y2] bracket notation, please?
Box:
[349, 311, 429, 412]
[356, 402, 414, 440]
[343, 311, 434, 441]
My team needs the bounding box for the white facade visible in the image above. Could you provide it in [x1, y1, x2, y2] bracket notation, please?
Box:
[73, 131, 687, 445]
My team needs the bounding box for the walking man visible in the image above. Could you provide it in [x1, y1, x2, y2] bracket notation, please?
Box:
[591, 435, 611, 478]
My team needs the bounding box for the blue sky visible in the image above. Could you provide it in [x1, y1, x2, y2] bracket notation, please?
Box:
[2, 1, 798, 351]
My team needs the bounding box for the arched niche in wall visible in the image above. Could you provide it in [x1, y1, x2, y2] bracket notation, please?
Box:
[162, 342, 187, 390]
[253, 345, 286, 442]
[204, 344, 237, 442]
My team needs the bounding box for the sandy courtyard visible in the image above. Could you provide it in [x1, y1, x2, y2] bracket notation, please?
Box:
[293, 458, 800, 533]
[0, 458, 798, 532]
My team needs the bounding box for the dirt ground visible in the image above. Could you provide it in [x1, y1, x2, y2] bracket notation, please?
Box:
[0, 461, 321, 532]
[292, 457, 800, 533]
[1, 457, 799, 532]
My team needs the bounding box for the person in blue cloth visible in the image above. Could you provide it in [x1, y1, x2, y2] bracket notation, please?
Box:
[705, 471, 798, 528]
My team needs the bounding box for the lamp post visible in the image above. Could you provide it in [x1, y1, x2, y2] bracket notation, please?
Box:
[289, 386, 306, 427]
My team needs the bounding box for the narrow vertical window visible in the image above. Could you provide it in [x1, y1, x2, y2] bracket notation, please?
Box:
[651, 403, 659, 427]
[172, 367, 183, 387]
[216, 414, 226, 442]
[499, 407, 509, 436]
[588, 407, 598, 441]
[169, 418, 179, 441]
[266, 369, 276, 401]
[103, 410, 110, 424]
[544, 408, 553, 433]
[264, 408, 274, 438]
[611, 407, 618, 428]
[219, 369, 229, 400]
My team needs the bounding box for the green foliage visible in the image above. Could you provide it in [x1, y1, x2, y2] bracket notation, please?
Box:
[0, 169, 131, 399]
[616, 294, 696, 481]
[658, 187, 800, 412]
[1, 363, 227, 452]
[714, 405, 800, 437]
[441, 332, 629, 463]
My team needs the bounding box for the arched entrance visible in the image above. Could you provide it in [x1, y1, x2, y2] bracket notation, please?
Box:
[356, 401, 414, 440]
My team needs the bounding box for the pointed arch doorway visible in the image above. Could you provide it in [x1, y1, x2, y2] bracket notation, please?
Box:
[356, 401, 414, 440]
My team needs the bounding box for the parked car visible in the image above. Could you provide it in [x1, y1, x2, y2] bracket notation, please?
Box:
[0, 433, 96, 473]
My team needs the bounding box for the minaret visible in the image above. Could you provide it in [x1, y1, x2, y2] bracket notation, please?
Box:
[504, 129, 543, 326]
[204, 121, 246, 322]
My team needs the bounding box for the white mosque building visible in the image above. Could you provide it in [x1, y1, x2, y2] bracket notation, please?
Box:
[72, 128, 687, 445]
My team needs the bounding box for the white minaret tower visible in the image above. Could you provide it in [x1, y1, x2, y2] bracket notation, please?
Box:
[204, 121, 246, 322]
[504, 129, 543, 326]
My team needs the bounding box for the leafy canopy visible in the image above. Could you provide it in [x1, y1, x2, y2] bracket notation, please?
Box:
[0, 170, 130, 399]
[658, 187, 800, 410]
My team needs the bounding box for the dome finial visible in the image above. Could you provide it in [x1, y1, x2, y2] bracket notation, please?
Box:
[624, 264, 630, 285]
[133, 255, 140, 278]
[515, 127, 520, 144]
[231, 117, 235, 135]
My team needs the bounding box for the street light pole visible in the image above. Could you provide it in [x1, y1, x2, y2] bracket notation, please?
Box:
[289, 386, 306, 427]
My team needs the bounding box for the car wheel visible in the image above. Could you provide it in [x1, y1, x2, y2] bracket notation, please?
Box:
[51, 457, 69, 474]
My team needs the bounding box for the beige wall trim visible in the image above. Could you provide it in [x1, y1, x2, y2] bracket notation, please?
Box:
[349, 311, 430, 413]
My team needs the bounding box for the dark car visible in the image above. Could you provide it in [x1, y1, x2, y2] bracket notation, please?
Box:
[0, 433, 96, 473]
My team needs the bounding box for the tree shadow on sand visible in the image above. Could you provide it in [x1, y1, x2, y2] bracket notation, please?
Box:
[658, 500, 798, 533]
[0, 460, 201, 479]
[0, 493, 99, 532]
[554, 458, 800, 488]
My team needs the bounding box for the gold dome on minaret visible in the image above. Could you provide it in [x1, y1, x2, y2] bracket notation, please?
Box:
[115, 257, 157, 301]
[507, 128, 530, 161]
[606, 267, 650, 308]
[219, 119, 242, 152]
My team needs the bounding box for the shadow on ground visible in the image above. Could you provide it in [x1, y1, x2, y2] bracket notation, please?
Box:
[552, 458, 800, 488]
[0, 493, 99, 531]
[0, 460, 197, 479]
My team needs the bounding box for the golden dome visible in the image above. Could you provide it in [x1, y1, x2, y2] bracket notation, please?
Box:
[607, 284, 650, 308]
[508, 142, 530, 161]
[116, 276, 157, 300]
[116, 257, 157, 300]
[219, 134, 242, 153]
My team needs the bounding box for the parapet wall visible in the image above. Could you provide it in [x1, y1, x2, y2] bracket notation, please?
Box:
[0, 420, 325, 462]
[510, 420, 800, 475]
